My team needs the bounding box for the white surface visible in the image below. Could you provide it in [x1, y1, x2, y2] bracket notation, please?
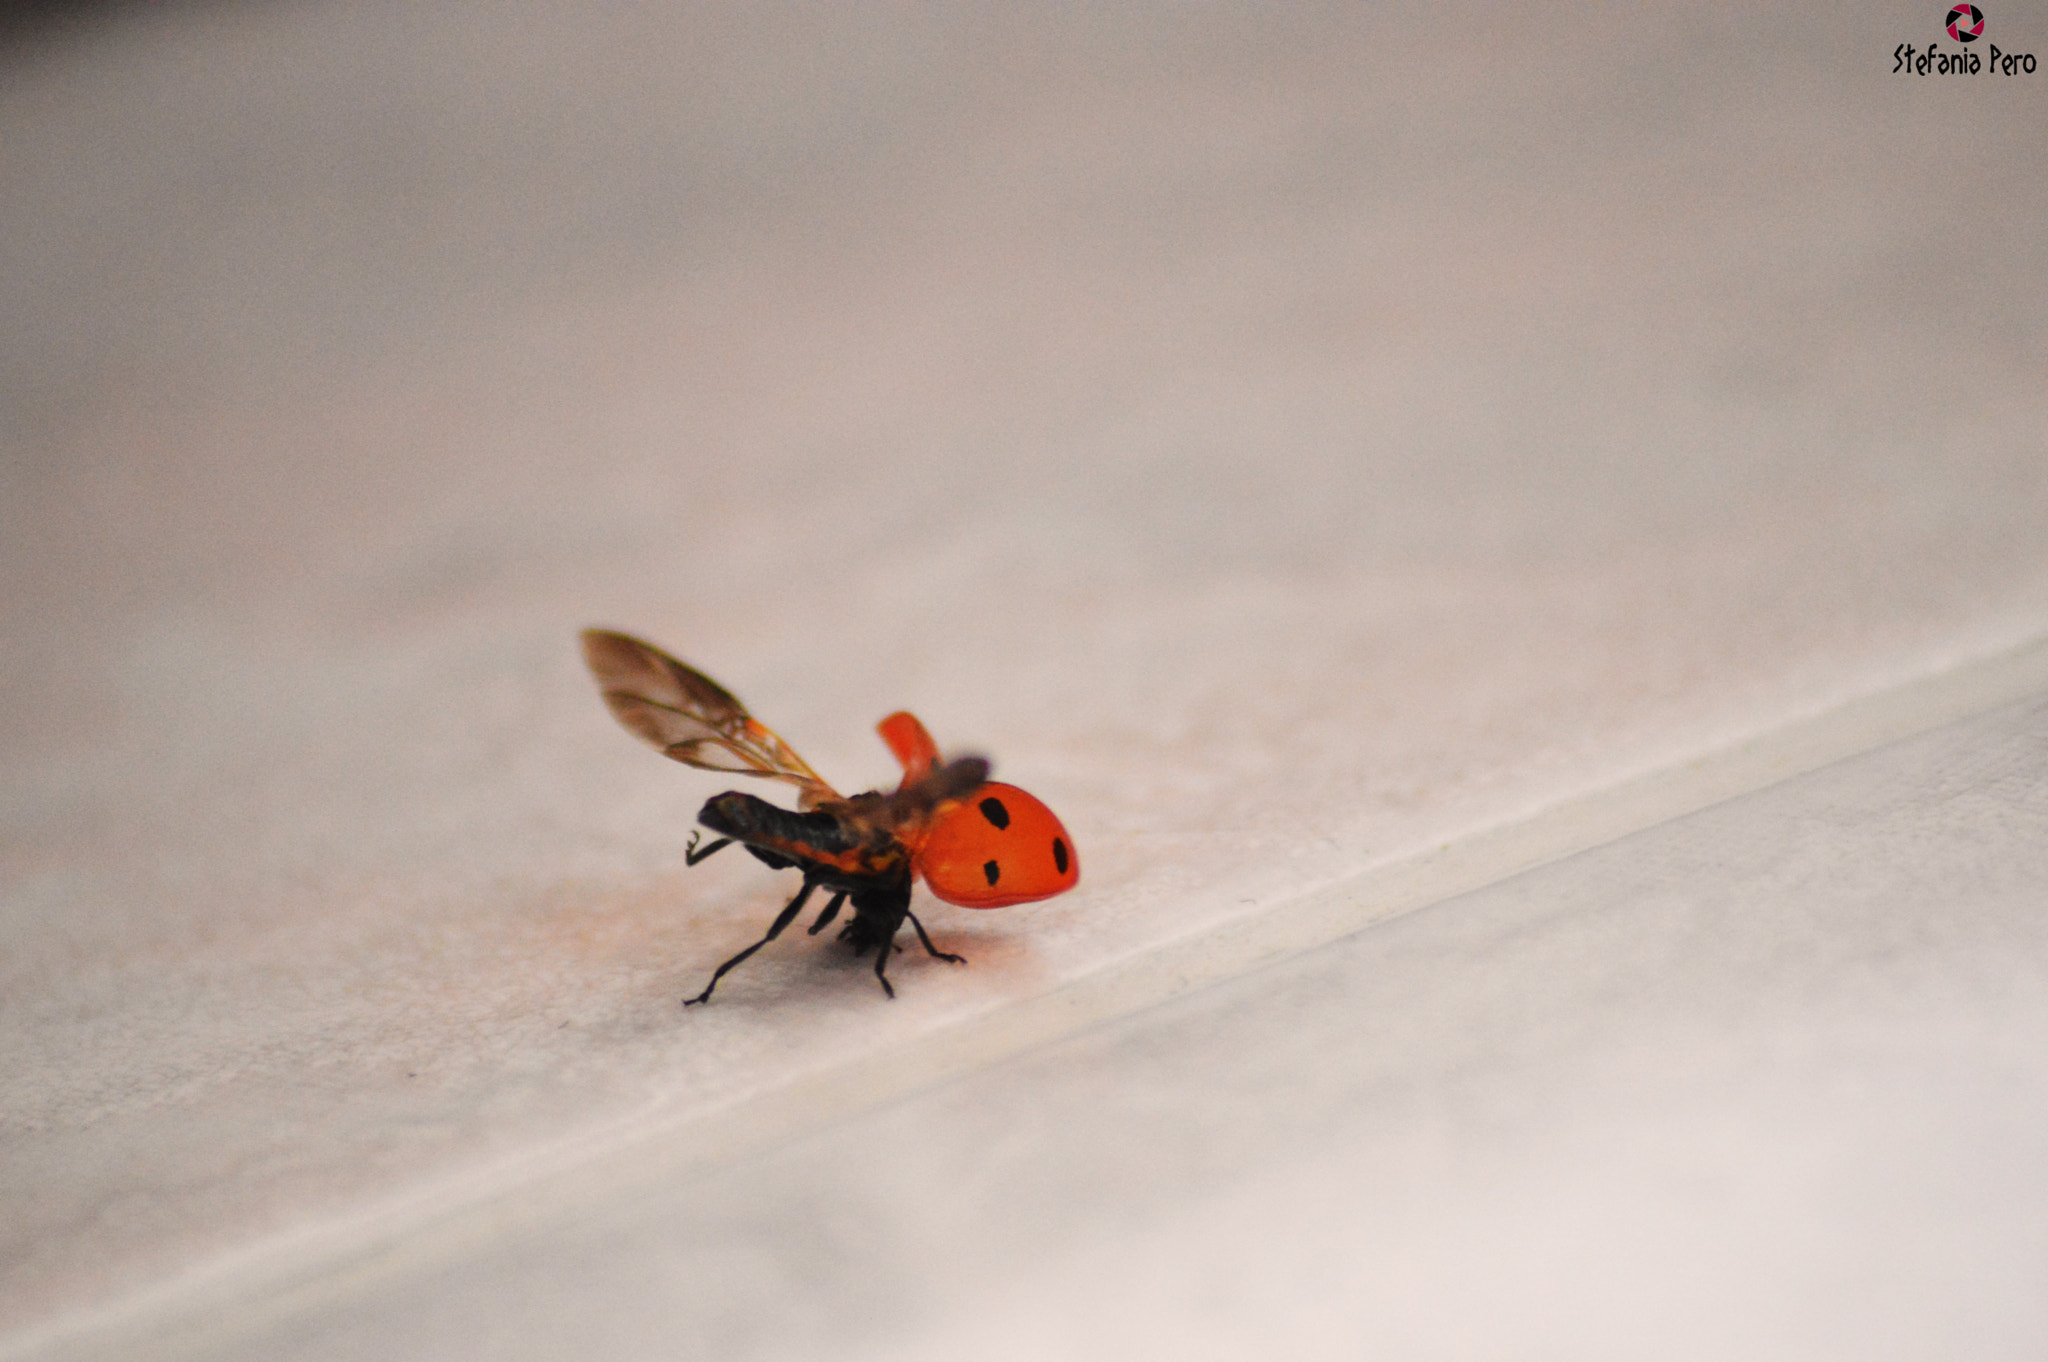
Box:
[193, 691, 2048, 1362]
[3, 2, 2047, 1357]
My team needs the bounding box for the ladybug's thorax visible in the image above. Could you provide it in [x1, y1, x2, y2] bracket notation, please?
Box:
[911, 781, 1079, 908]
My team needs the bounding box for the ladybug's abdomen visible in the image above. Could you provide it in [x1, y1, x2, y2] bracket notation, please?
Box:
[699, 791, 903, 879]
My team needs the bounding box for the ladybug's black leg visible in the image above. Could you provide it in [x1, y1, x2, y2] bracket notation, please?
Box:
[684, 878, 817, 1006]
[864, 901, 907, 998]
[806, 890, 848, 936]
[684, 832, 733, 866]
[841, 870, 915, 999]
[904, 909, 965, 965]
[871, 935, 897, 999]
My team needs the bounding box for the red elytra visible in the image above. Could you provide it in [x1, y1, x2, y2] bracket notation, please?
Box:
[878, 710, 1079, 908]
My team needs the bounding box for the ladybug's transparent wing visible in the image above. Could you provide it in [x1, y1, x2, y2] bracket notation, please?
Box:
[855, 754, 991, 838]
[581, 629, 839, 809]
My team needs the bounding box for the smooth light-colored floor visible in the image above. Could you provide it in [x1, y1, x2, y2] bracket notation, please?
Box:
[208, 691, 2048, 1362]
[3, 4, 2046, 1359]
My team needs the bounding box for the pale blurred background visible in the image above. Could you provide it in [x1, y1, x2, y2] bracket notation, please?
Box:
[4, 3, 2046, 1359]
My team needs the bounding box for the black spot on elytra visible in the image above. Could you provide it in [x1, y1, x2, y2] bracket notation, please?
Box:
[983, 859, 1001, 886]
[1052, 837, 1069, 875]
[978, 796, 1011, 830]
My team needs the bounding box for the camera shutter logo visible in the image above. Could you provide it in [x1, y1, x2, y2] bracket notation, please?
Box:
[1947, 4, 1985, 42]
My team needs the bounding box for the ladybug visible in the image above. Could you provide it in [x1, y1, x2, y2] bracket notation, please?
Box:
[581, 629, 1079, 1002]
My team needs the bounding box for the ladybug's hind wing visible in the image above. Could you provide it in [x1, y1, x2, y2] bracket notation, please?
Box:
[581, 629, 840, 809]
[854, 754, 990, 841]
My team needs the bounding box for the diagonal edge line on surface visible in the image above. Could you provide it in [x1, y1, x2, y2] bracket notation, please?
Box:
[10, 633, 2048, 1362]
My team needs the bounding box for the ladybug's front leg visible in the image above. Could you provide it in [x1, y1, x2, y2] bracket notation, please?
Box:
[840, 868, 918, 998]
[904, 908, 966, 966]
[847, 890, 910, 999]
[868, 907, 902, 999]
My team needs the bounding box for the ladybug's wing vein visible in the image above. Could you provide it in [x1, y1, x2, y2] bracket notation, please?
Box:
[581, 629, 840, 808]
